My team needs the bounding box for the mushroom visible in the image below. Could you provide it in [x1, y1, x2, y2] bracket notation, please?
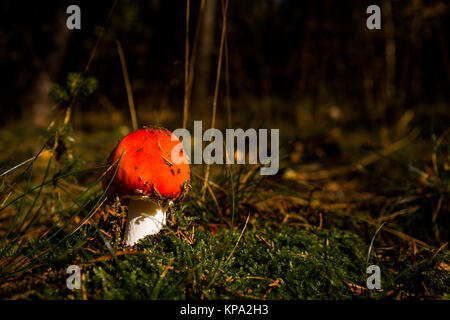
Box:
[103, 127, 190, 246]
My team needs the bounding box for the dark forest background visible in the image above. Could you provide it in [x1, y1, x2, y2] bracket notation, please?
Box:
[0, 0, 448, 131]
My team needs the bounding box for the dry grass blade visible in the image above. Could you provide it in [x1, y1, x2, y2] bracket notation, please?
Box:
[366, 221, 387, 266]
[338, 210, 434, 250]
[69, 197, 107, 236]
[202, 0, 229, 199]
[226, 212, 250, 263]
[182, 0, 190, 129]
[378, 206, 421, 223]
[183, 0, 206, 129]
[116, 39, 138, 131]
[0, 150, 50, 178]
[93, 250, 144, 263]
[224, 25, 232, 129]
[431, 242, 448, 260]
[204, 179, 223, 218]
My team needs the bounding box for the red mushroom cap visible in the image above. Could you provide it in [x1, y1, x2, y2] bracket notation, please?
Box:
[103, 127, 190, 202]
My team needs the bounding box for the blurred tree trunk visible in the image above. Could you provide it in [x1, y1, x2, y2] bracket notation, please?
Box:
[297, 2, 314, 98]
[397, 40, 410, 109]
[27, 8, 70, 127]
[435, 17, 450, 86]
[382, 0, 396, 105]
[193, 0, 217, 117]
[411, 36, 423, 97]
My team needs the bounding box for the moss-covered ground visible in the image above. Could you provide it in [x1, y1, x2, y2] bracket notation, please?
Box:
[0, 101, 449, 300]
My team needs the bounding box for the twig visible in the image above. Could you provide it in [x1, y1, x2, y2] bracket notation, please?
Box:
[431, 242, 448, 260]
[284, 128, 420, 181]
[432, 127, 450, 177]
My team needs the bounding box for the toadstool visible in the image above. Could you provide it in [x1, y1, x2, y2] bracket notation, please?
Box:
[103, 127, 190, 246]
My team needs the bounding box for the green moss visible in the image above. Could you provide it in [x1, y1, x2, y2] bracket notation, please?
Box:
[28, 223, 368, 299]
[1, 210, 449, 299]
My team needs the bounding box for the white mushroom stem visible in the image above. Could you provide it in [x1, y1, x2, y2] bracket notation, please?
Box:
[123, 199, 167, 246]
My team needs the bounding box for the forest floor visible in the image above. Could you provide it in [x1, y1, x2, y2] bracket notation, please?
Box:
[0, 100, 449, 299]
